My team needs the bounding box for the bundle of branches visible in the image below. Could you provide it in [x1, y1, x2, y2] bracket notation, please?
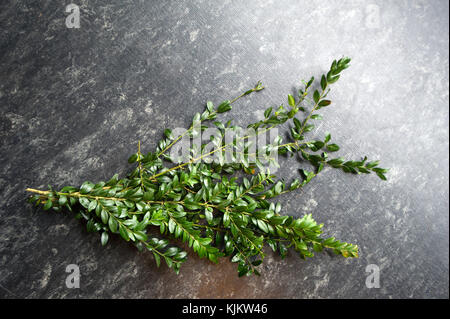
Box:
[27, 57, 387, 276]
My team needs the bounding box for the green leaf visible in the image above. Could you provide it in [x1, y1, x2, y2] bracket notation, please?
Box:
[243, 177, 250, 189]
[168, 218, 176, 233]
[108, 217, 118, 233]
[208, 253, 219, 264]
[99, 199, 115, 207]
[376, 172, 387, 181]
[164, 256, 173, 268]
[366, 160, 380, 168]
[60, 186, 77, 193]
[313, 243, 323, 252]
[128, 154, 138, 164]
[43, 200, 52, 210]
[234, 199, 247, 207]
[119, 225, 130, 241]
[164, 129, 174, 140]
[134, 231, 148, 241]
[79, 197, 90, 208]
[326, 144, 340, 152]
[307, 76, 315, 88]
[257, 220, 269, 233]
[223, 211, 230, 227]
[217, 101, 231, 113]
[303, 124, 314, 133]
[165, 247, 179, 257]
[193, 112, 201, 122]
[328, 74, 340, 84]
[288, 94, 295, 107]
[358, 167, 371, 174]
[101, 232, 109, 246]
[88, 200, 97, 212]
[274, 181, 283, 194]
[318, 100, 331, 107]
[80, 181, 94, 194]
[143, 191, 154, 201]
[106, 174, 119, 186]
[313, 90, 320, 104]
[101, 209, 109, 224]
[205, 208, 213, 224]
[372, 167, 389, 174]
[58, 195, 67, 206]
[238, 268, 249, 277]
[311, 141, 325, 151]
[153, 252, 161, 268]
[327, 157, 345, 167]
[321, 75, 327, 90]
[293, 118, 301, 130]
[289, 179, 300, 190]
[206, 101, 214, 112]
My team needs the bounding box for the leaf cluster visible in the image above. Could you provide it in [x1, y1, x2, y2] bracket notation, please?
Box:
[27, 57, 387, 276]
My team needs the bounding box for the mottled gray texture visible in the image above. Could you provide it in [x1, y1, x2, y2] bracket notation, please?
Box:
[0, 0, 448, 299]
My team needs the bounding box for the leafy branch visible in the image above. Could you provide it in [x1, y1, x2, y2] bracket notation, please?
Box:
[26, 57, 387, 277]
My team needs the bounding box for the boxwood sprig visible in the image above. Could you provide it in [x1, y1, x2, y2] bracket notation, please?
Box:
[26, 57, 387, 277]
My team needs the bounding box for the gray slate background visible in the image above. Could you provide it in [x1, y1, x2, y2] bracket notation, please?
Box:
[0, 0, 448, 299]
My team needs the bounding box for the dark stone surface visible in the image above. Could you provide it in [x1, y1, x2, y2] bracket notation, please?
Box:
[0, 0, 448, 299]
